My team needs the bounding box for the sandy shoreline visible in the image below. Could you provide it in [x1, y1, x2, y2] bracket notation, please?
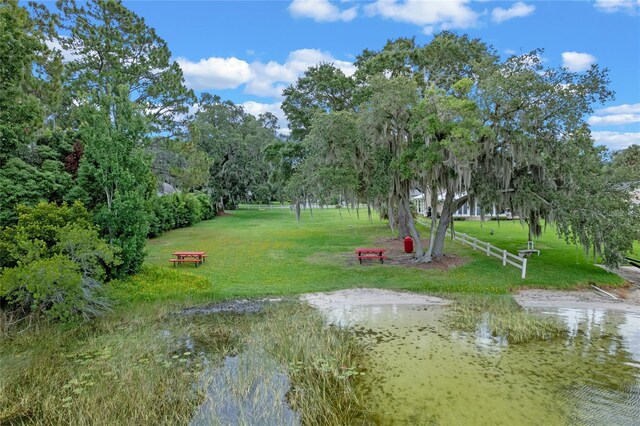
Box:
[301, 288, 449, 311]
[514, 289, 640, 311]
[302, 287, 640, 312]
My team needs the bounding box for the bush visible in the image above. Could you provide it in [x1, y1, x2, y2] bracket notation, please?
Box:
[0, 202, 117, 324]
[95, 192, 148, 277]
[490, 215, 514, 221]
[195, 193, 215, 220]
[0, 255, 83, 322]
[146, 193, 215, 238]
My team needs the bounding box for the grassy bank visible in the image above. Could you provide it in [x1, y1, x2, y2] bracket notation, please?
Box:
[144, 207, 622, 298]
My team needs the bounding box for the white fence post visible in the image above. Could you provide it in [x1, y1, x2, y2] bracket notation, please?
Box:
[424, 220, 527, 278]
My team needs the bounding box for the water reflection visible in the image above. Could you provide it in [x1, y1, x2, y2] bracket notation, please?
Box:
[327, 303, 640, 425]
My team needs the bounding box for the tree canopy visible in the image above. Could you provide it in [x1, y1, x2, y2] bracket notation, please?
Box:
[283, 32, 638, 266]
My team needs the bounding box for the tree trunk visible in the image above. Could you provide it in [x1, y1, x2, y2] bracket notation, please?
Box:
[395, 193, 410, 239]
[426, 187, 438, 258]
[295, 200, 301, 222]
[431, 191, 469, 257]
[399, 192, 424, 258]
[431, 190, 455, 258]
[387, 197, 396, 237]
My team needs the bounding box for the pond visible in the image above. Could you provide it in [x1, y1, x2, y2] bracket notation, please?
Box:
[317, 300, 640, 425]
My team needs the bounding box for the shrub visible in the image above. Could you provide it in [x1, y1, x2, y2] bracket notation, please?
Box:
[0, 255, 83, 322]
[95, 192, 147, 277]
[0, 202, 117, 324]
[195, 193, 215, 220]
[146, 193, 215, 238]
[490, 215, 514, 221]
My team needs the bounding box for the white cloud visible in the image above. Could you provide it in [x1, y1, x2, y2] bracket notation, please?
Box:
[492, 2, 535, 23]
[45, 38, 80, 62]
[242, 101, 290, 135]
[178, 49, 355, 98]
[595, 103, 640, 115]
[289, 0, 358, 22]
[561, 51, 596, 72]
[422, 25, 435, 35]
[588, 114, 640, 126]
[365, 0, 478, 33]
[504, 48, 517, 55]
[594, 0, 640, 14]
[176, 57, 252, 90]
[592, 131, 640, 150]
[589, 103, 640, 126]
[245, 49, 355, 97]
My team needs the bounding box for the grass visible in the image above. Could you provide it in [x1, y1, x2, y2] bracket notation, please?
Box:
[143, 207, 623, 298]
[0, 302, 371, 425]
[195, 303, 371, 425]
[447, 294, 566, 344]
[0, 305, 203, 424]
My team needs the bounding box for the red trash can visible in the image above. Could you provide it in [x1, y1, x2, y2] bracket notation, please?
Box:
[404, 236, 414, 253]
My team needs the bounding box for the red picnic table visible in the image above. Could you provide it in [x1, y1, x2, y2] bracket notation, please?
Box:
[170, 251, 207, 267]
[354, 247, 387, 264]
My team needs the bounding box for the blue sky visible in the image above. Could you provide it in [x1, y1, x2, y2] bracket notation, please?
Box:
[122, 0, 640, 150]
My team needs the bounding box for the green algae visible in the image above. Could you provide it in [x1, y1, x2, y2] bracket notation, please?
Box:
[338, 304, 640, 425]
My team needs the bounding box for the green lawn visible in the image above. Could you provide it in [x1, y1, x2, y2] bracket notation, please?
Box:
[132, 207, 623, 301]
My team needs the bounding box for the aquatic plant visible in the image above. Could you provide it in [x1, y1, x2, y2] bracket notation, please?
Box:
[448, 294, 566, 344]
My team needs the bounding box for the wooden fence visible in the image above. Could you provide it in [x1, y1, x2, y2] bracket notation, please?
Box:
[446, 229, 527, 279]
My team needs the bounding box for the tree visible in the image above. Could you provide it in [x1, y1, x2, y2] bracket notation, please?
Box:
[354, 33, 498, 256]
[264, 139, 305, 205]
[288, 33, 633, 266]
[53, 0, 195, 135]
[72, 86, 153, 276]
[300, 112, 357, 204]
[410, 78, 487, 259]
[552, 136, 639, 266]
[0, 0, 44, 166]
[190, 94, 279, 211]
[282, 63, 356, 141]
[359, 76, 421, 242]
[608, 144, 640, 186]
[0, 0, 69, 225]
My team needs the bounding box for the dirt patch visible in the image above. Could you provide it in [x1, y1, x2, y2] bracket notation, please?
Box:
[363, 237, 467, 270]
[180, 298, 284, 315]
[514, 288, 640, 311]
[302, 288, 449, 310]
[302, 287, 640, 313]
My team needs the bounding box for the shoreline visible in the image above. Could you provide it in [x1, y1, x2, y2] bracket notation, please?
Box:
[302, 287, 640, 312]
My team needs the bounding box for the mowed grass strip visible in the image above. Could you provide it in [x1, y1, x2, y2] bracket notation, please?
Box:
[142, 207, 623, 299]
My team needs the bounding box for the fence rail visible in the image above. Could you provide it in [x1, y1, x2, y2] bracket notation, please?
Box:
[446, 229, 527, 279]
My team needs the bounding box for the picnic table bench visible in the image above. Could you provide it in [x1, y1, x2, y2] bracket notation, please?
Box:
[355, 247, 388, 264]
[518, 241, 540, 258]
[170, 251, 207, 267]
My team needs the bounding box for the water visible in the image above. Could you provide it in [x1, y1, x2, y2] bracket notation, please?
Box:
[190, 354, 299, 426]
[323, 304, 640, 425]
